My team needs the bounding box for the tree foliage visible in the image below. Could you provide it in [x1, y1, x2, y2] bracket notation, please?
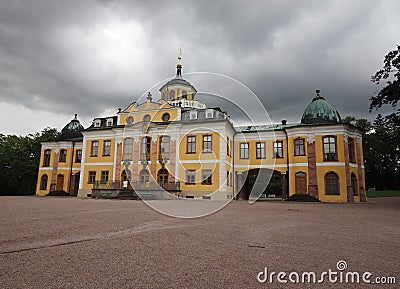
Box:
[366, 45, 400, 189]
[370, 45, 400, 113]
[345, 115, 400, 190]
[0, 128, 60, 195]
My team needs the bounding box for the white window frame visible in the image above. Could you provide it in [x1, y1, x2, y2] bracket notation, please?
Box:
[190, 111, 198, 120]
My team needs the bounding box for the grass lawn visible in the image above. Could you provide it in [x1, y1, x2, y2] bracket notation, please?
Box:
[366, 190, 400, 198]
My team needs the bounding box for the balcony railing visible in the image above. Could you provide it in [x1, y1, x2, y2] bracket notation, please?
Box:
[132, 181, 180, 191]
[93, 181, 123, 190]
[92, 181, 180, 191]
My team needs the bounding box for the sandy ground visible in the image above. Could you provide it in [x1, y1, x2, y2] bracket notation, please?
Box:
[0, 196, 399, 289]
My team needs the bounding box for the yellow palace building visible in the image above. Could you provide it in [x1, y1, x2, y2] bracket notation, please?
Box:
[36, 55, 366, 203]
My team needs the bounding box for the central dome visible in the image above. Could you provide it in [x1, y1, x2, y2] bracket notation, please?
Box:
[59, 114, 84, 140]
[301, 90, 341, 124]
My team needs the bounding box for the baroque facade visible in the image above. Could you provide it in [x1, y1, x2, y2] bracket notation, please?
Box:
[36, 56, 366, 202]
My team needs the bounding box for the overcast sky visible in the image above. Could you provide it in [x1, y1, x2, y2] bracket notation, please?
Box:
[0, 0, 399, 135]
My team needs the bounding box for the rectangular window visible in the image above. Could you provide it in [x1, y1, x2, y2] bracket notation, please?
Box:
[202, 135, 212, 152]
[323, 136, 337, 161]
[75, 150, 82, 163]
[240, 143, 249, 159]
[187, 136, 196, 154]
[273, 141, 283, 158]
[101, 171, 109, 183]
[59, 149, 67, 162]
[226, 137, 231, 157]
[141, 137, 151, 160]
[88, 171, 96, 184]
[202, 170, 212, 185]
[159, 136, 170, 156]
[294, 138, 305, 156]
[190, 111, 197, 120]
[186, 170, 195, 184]
[90, 141, 99, 157]
[103, 140, 111, 156]
[256, 142, 266, 159]
[348, 137, 356, 163]
[123, 138, 133, 161]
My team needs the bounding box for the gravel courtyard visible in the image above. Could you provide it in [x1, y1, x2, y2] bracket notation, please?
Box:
[0, 196, 399, 288]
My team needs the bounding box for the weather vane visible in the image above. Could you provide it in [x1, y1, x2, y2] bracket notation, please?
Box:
[177, 48, 182, 65]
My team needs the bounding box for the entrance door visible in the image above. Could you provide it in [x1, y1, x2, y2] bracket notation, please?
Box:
[121, 170, 132, 189]
[71, 172, 80, 196]
[295, 172, 307, 194]
[157, 169, 169, 188]
[56, 174, 64, 191]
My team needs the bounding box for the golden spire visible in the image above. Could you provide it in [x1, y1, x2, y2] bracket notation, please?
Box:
[177, 48, 182, 66]
[176, 48, 183, 79]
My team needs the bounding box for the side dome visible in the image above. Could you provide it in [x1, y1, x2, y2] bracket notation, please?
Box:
[301, 90, 341, 124]
[59, 114, 84, 140]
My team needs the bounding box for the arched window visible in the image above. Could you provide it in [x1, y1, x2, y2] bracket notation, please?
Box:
[43, 149, 51, 167]
[158, 168, 169, 186]
[123, 138, 133, 160]
[325, 172, 339, 195]
[40, 174, 48, 190]
[182, 90, 187, 99]
[169, 90, 175, 100]
[351, 173, 358, 196]
[139, 169, 150, 183]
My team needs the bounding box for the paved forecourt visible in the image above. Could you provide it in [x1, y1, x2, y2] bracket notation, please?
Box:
[0, 196, 399, 288]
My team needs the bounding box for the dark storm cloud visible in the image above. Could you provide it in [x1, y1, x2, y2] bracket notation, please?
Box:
[0, 0, 399, 133]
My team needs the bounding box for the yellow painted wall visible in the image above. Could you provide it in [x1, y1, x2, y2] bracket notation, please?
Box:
[81, 165, 114, 190]
[179, 132, 220, 161]
[288, 166, 309, 196]
[233, 140, 285, 166]
[119, 106, 180, 126]
[179, 163, 220, 197]
[84, 139, 115, 164]
[316, 166, 347, 202]
[36, 146, 82, 196]
[288, 136, 308, 164]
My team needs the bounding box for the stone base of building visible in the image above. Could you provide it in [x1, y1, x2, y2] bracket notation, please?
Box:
[77, 189, 92, 198]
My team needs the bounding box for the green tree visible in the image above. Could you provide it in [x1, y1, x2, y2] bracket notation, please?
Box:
[0, 128, 59, 196]
[368, 45, 400, 189]
[370, 45, 400, 115]
[365, 115, 400, 189]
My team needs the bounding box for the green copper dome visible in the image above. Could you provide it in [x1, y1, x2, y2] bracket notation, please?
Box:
[301, 90, 341, 124]
[59, 114, 84, 140]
